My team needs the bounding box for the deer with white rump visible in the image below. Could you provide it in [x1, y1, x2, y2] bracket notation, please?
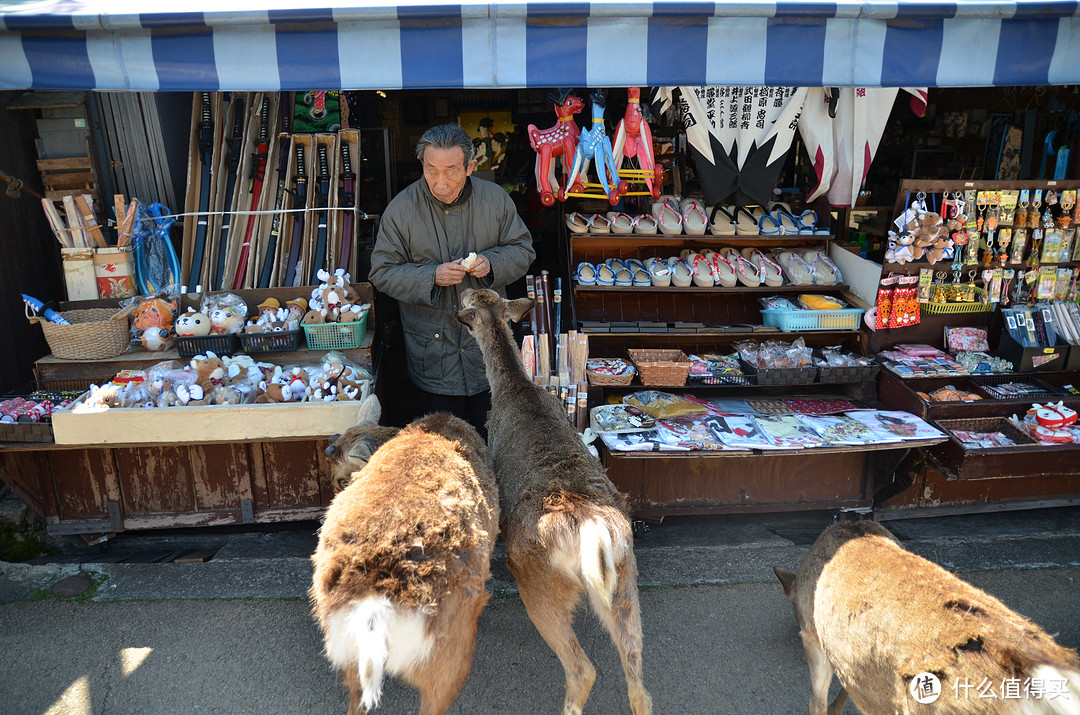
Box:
[311, 394, 499, 715]
[775, 520, 1080, 715]
[455, 288, 652, 715]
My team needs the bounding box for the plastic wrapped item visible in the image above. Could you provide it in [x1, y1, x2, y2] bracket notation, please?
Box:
[759, 296, 800, 311]
[920, 385, 982, 402]
[944, 326, 989, 353]
[200, 293, 249, 335]
[590, 404, 657, 434]
[735, 338, 813, 369]
[955, 351, 1013, 374]
[814, 347, 873, 368]
[797, 294, 846, 311]
[124, 293, 180, 351]
[622, 391, 708, 419]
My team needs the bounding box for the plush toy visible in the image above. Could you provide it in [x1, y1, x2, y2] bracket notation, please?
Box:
[132, 296, 177, 351]
[72, 383, 123, 413]
[175, 383, 205, 407]
[189, 352, 226, 400]
[175, 309, 212, 337]
[255, 381, 294, 404]
[209, 307, 246, 335]
[148, 377, 179, 408]
[285, 298, 308, 322]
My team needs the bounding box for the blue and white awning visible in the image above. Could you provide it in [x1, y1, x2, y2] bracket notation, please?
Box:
[3, 1, 1080, 91]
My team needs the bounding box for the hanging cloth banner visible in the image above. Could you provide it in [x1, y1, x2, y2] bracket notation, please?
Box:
[657, 86, 808, 208]
[799, 87, 928, 208]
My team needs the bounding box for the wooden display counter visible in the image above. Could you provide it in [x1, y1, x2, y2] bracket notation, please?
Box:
[0, 284, 377, 536]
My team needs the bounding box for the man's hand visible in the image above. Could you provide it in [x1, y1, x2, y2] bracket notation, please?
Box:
[466, 253, 491, 279]
[435, 260, 468, 286]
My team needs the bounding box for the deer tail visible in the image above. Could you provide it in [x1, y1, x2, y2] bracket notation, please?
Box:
[324, 595, 394, 712]
[1028, 663, 1080, 714]
[579, 516, 618, 609]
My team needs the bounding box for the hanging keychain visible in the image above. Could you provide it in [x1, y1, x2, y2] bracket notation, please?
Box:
[1060, 190, 1076, 230]
[997, 228, 1012, 266]
[966, 269, 978, 302]
[976, 190, 988, 232]
[1011, 226, 1028, 264]
[1001, 268, 1015, 307]
[1029, 189, 1043, 229]
[1015, 190, 1029, 229]
[933, 270, 948, 303]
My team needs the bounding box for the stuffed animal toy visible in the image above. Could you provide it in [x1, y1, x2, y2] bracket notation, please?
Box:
[285, 298, 308, 322]
[132, 296, 177, 351]
[175, 383, 205, 407]
[189, 352, 226, 400]
[255, 381, 294, 404]
[209, 307, 246, 335]
[148, 377, 179, 408]
[72, 383, 123, 413]
[175, 309, 212, 338]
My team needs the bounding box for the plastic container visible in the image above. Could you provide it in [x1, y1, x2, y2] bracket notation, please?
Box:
[175, 333, 239, 358]
[238, 329, 302, 354]
[302, 313, 368, 351]
[760, 308, 865, 332]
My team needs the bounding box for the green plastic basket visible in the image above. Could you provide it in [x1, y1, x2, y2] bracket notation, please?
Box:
[302, 312, 368, 350]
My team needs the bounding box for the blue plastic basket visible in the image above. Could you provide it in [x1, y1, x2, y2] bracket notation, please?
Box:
[760, 308, 865, 332]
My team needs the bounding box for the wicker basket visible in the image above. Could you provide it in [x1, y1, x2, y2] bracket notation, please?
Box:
[0, 421, 53, 444]
[29, 307, 131, 360]
[936, 416, 1038, 448]
[687, 372, 756, 387]
[742, 363, 819, 386]
[627, 349, 692, 387]
[587, 366, 635, 386]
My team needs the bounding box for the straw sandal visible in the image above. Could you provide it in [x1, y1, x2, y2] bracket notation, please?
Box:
[681, 200, 708, 236]
[734, 206, 762, 235]
[669, 257, 693, 287]
[589, 213, 611, 234]
[804, 249, 843, 285]
[607, 212, 636, 235]
[725, 248, 761, 287]
[646, 257, 672, 286]
[566, 211, 591, 234]
[686, 253, 715, 287]
[634, 214, 658, 234]
[702, 250, 737, 287]
[596, 263, 616, 286]
[613, 268, 634, 287]
[773, 209, 801, 235]
[775, 250, 815, 285]
[707, 205, 737, 236]
[575, 261, 597, 285]
[655, 203, 684, 236]
[745, 248, 784, 287]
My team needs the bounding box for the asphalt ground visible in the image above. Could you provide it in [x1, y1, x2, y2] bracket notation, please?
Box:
[1, 507, 1079, 714]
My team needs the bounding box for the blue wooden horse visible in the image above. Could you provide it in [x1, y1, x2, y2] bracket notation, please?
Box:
[565, 89, 627, 205]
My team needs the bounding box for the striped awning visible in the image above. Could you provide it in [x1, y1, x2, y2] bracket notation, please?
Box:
[3, 1, 1080, 91]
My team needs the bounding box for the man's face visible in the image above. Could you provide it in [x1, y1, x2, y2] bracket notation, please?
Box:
[423, 145, 477, 204]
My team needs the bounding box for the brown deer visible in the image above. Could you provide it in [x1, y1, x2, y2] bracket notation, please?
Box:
[455, 288, 652, 715]
[323, 394, 400, 492]
[311, 396, 500, 715]
[775, 520, 1080, 715]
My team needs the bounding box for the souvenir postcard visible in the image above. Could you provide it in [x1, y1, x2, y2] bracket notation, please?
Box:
[794, 414, 880, 445]
[844, 410, 943, 441]
[753, 414, 827, 448]
[704, 414, 792, 450]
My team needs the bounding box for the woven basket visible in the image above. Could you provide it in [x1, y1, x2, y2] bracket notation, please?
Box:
[936, 417, 1038, 447]
[627, 348, 691, 387]
[587, 368, 635, 386]
[29, 307, 131, 360]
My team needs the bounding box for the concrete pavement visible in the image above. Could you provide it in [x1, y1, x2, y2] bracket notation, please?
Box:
[1, 507, 1079, 714]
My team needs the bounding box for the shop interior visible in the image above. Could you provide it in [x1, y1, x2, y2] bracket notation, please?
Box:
[3, 82, 1080, 534]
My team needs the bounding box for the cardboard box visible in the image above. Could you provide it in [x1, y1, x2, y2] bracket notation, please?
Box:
[997, 332, 1069, 372]
[51, 396, 369, 446]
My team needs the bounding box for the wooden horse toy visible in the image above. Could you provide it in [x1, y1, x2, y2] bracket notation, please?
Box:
[527, 88, 585, 207]
[612, 87, 661, 200]
[566, 89, 628, 206]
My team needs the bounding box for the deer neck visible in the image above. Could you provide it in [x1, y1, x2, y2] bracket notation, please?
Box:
[476, 322, 532, 396]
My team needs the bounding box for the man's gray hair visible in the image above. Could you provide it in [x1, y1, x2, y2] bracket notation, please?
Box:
[416, 123, 475, 166]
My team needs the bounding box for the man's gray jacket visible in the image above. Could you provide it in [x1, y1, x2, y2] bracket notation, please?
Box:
[369, 176, 535, 396]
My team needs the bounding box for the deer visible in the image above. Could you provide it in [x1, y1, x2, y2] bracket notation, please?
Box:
[455, 288, 652, 715]
[323, 396, 400, 492]
[774, 520, 1080, 715]
[311, 394, 500, 715]
[528, 88, 585, 207]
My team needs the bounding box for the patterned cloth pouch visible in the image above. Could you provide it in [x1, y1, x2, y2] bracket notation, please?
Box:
[945, 326, 989, 353]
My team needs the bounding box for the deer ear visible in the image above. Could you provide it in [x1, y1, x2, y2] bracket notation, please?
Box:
[356, 393, 381, 426]
[506, 298, 535, 323]
[773, 567, 797, 598]
[455, 307, 481, 329]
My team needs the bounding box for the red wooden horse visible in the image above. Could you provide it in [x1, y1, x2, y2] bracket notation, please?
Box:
[528, 88, 585, 206]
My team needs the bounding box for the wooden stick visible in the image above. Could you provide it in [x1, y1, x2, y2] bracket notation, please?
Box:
[75, 194, 108, 247]
[41, 198, 70, 248]
[62, 195, 87, 247]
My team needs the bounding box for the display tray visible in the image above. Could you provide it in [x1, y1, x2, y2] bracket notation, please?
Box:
[927, 416, 1076, 481]
[971, 375, 1063, 401]
[50, 391, 371, 446]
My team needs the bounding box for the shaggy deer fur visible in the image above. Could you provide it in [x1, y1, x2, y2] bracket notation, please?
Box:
[311, 401, 499, 715]
[324, 395, 400, 492]
[775, 521, 1080, 715]
[456, 288, 652, 715]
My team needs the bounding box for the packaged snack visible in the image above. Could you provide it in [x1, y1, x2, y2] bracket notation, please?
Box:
[623, 391, 708, 419]
[759, 296, 800, 311]
[798, 294, 846, 311]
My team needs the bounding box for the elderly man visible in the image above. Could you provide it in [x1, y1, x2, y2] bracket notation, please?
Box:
[369, 123, 535, 435]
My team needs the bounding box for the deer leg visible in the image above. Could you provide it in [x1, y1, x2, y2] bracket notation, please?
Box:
[588, 556, 653, 715]
[516, 566, 596, 715]
[410, 575, 491, 715]
[340, 664, 370, 715]
[799, 629, 835, 715]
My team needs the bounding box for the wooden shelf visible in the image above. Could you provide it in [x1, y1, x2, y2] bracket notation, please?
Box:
[570, 234, 833, 248]
[573, 283, 849, 294]
[582, 329, 865, 339]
